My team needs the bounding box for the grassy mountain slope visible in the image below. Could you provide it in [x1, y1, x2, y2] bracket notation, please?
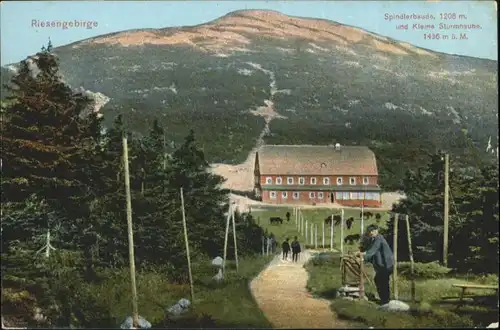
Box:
[2, 10, 498, 188]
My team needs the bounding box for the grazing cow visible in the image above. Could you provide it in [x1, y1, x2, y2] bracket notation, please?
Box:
[375, 213, 382, 223]
[346, 217, 354, 230]
[325, 215, 342, 226]
[285, 212, 291, 222]
[344, 233, 361, 245]
[269, 217, 283, 225]
[360, 211, 374, 219]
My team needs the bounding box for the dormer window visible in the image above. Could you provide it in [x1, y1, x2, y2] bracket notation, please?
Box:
[349, 177, 356, 185]
[363, 177, 369, 185]
[336, 177, 343, 185]
[323, 177, 330, 185]
[310, 177, 317, 185]
[287, 177, 294, 185]
[276, 177, 283, 185]
[298, 177, 305, 185]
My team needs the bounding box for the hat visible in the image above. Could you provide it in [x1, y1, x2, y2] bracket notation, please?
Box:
[366, 224, 379, 232]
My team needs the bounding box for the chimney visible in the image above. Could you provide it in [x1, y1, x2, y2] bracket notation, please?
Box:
[335, 143, 341, 151]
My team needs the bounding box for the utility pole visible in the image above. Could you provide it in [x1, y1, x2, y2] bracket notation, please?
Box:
[443, 153, 450, 267]
[123, 136, 139, 328]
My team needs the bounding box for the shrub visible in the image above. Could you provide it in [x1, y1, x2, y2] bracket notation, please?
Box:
[398, 261, 451, 279]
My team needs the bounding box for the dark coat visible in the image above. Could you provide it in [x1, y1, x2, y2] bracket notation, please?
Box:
[363, 234, 394, 272]
[291, 240, 301, 253]
[282, 241, 290, 252]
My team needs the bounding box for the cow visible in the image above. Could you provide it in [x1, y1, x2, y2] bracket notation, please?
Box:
[344, 233, 361, 245]
[269, 217, 283, 225]
[325, 215, 342, 226]
[285, 211, 291, 222]
[360, 211, 374, 219]
[346, 217, 354, 230]
[375, 213, 382, 223]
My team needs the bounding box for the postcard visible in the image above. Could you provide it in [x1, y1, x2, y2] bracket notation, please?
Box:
[1, 1, 498, 329]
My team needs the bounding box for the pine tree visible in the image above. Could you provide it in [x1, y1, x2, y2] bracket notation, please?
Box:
[166, 129, 230, 259]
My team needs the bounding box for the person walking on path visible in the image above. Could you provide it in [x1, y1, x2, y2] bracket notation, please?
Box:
[356, 224, 394, 305]
[282, 238, 291, 261]
[291, 236, 301, 262]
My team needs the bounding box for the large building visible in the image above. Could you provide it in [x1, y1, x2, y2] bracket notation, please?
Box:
[253, 144, 382, 207]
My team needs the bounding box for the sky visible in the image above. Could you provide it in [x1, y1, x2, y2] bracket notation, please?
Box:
[1, 1, 497, 65]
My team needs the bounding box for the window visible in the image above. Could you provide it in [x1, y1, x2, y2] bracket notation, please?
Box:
[323, 177, 330, 185]
[350, 192, 358, 200]
[293, 192, 300, 200]
[265, 177, 272, 184]
[336, 192, 343, 200]
[359, 192, 365, 200]
[270, 191, 277, 199]
[287, 177, 294, 185]
[336, 177, 343, 185]
[343, 192, 350, 200]
[310, 177, 317, 185]
[282, 191, 288, 199]
[372, 192, 380, 201]
[309, 192, 315, 199]
[276, 177, 283, 185]
[349, 177, 356, 185]
[318, 192, 324, 199]
[298, 177, 305, 185]
[363, 177, 369, 185]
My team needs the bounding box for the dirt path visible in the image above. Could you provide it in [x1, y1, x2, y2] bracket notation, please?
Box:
[250, 250, 348, 329]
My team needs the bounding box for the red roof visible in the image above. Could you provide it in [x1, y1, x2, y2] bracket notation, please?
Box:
[257, 145, 378, 176]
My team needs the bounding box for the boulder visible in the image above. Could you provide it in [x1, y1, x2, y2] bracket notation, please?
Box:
[166, 298, 191, 317]
[211, 256, 224, 267]
[120, 316, 151, 329]
[487, 322, 498, 328]
[377, 300, 410, 312]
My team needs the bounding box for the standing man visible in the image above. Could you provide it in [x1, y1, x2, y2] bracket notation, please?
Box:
[291, 236, 301, 262]
[356, 224, 394, 305]
[282, 238, 291, 261]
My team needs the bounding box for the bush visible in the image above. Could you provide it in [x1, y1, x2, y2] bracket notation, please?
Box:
[398, 261, 451, 279]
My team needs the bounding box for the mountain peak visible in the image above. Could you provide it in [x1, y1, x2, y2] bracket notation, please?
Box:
[77, 9, 436, 57]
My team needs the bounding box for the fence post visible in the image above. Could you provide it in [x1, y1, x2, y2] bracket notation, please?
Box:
[322, 221, 325, 249]
[340, 209, 345, 256]
[405, 214, 415, 302]
[393, 213, 399, 300]
[315, 224, 318, 249]
[305, 220, 308, 244]
[180, 188, 195, 303]
[330, 214, 334, 250]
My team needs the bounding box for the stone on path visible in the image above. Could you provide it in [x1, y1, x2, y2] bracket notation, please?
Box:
[377, 300, 410, 312]
[212, 256, 224, 267]
[166, 298, 191, 317]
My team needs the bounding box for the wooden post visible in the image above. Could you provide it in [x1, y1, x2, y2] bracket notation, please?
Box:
[322, 222, 325, 249]
[310, 224, 313, 245]
[315, 224, 318, 249]
[392, 213, 399, 300]
[305, 220, 308, 243]
[180, 188, 195, 303]
[340, 209, 345, 256]
[261, 235, 265, 256]
[223, 204, 232, 275]
[122, 136, 139, 327]
[443, 153, 450, 267]
[231, 206, 239, 273]
[405, 214, 416, 302]
[360, 201, 365, 236]
[330, 214, 334, 250]
[359, 255, 365, 300]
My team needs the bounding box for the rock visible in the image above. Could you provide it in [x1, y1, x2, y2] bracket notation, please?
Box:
[120, 316, 151, 329]
[338, 285, 360, 293]
[212, 256, 224, 267]
[213, 268, 224, 281]
[166, 298, 191, 317]
[487, 322, 498, 328]
[177, 298, 191, 309]
[342, 296, 355, 301]
[377, 300, 410, 312]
